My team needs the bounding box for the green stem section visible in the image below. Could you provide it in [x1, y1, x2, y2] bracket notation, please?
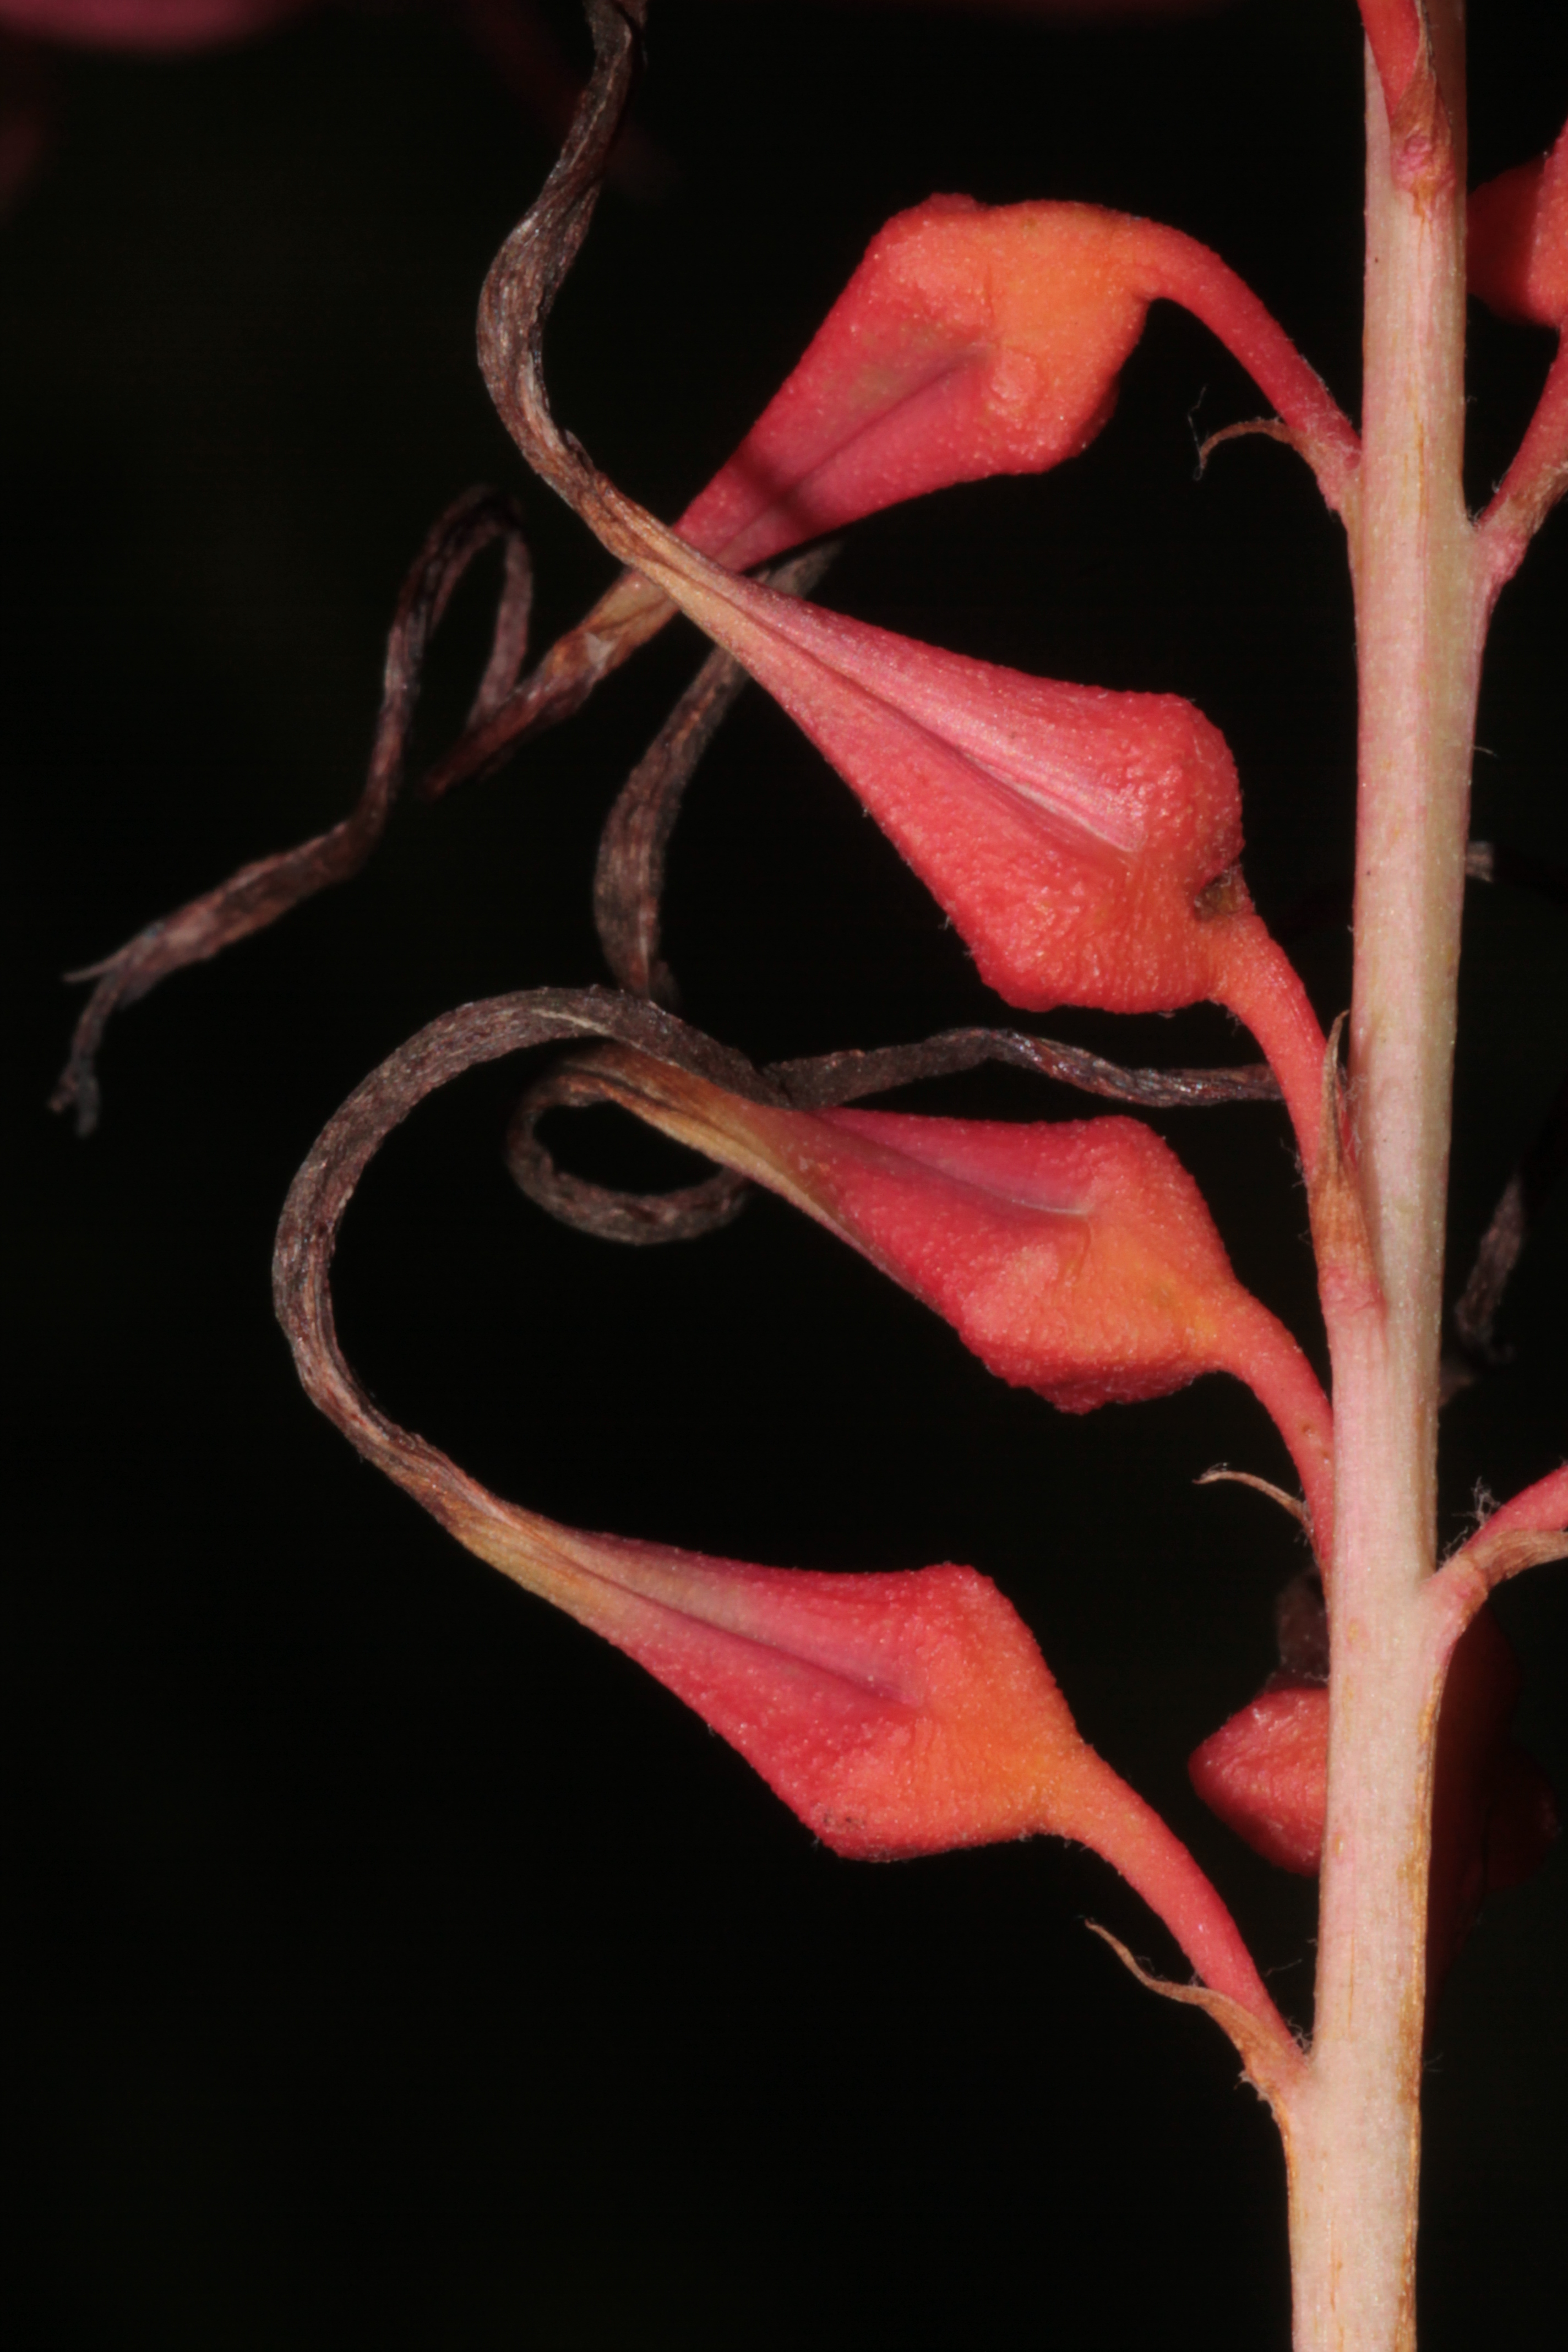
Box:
[1287, 29, 1488, 2351]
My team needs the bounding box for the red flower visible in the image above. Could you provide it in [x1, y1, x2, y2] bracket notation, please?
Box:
[504, 194, 1346, 1161]
[430, 1503, 1290, 2033]
[567, 477, 1331, 1165]
[556, 1041, 1336, 1543]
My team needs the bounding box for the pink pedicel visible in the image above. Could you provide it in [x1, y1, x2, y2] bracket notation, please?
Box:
[1473, 1464, 1568, 1546]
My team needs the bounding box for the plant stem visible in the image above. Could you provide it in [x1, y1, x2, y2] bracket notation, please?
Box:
[1287, 24, 1486, 2349]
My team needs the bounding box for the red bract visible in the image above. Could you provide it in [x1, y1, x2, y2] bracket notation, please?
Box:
[640, 554, 1246, 1017]
[481, 1524, 1087, 1864]
[520, 1538, 1087, 1864]
[562, 1043, 1336, 1543]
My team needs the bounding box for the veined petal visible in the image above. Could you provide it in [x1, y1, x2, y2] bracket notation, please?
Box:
[445, 1513, 1288, 2035]
[674, 197, 1151, 575]
[482, 1524, 1107, 1860]
[559, 1041, 1335, 1545]
[573, 481, 1329, 1169]
[647, 551, 1245, 1014]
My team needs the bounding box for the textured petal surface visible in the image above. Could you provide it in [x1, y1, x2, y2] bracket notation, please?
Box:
[522, 1531, 1095, 1861]
[631, 541, 1248, 1018]
[1468, 122, 1568, 330]
[672, 192, 1357, 570]
[1189, 1682, 1327, 1876]
[675, 197, 1155, 575]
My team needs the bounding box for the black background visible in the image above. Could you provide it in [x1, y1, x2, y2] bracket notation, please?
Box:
[6, 2, 1566, 2344]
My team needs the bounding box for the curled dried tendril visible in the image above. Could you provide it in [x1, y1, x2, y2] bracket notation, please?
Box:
[509, 1023, 1283, 1245]
[591, 542, 839, 1008]
[53, 486, 535, 1135]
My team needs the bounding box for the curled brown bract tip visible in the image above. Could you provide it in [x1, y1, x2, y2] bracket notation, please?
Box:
[52, 486, 533, 1136]
[273, 985, 781, 1518]
[1195, 1467, 1310, 1531]
[1195, 416, 1303, 476]
[477, 0, 645, 510]
[1085, 1924, 1306, 2115]
[591, 543, 840, 1007]
[1308, 1013, 1381, 1328]
[508, 1019, 1285, 1248]
[507, 1058, 753, 1245]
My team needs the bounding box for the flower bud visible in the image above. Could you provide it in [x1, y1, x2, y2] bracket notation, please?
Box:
[672, 194, 1357, 576]
[1189, 1609, 1558, 1996]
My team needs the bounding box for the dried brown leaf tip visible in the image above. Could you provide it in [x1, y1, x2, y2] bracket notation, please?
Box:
[53, 486, 533, 1134]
